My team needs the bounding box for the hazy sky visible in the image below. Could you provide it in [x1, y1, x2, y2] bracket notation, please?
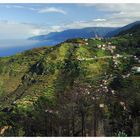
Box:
[0, 3, 140, 39]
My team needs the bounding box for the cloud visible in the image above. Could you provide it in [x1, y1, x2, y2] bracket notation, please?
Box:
[38, 7, 66, 15]
[0, 17, 133, 40]
[0, 20, 50, 39]
[93, 19, 106, 22]
[58, 19, 118, 29]
[0, 20, 66, 39]
[6, 5, 25, 9]
[3, 4, 66, 15]
[4, 4, 39, 12]
[1, 3, 140, 39]
[94, 4, 140, 13]
[80, 3, 140, 27]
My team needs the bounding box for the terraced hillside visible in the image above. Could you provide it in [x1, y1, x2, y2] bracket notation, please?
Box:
[0, 35, 140, 136]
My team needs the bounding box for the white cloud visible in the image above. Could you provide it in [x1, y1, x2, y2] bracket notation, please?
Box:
[38, 7, 66, 15]
[1, 4, 140, 39]
[94, 4, 140, 13]
[59, 19, 117, 29]
[4, 5, 24, 9]
[93, 19, 106, 22]
[0, 20, 66, 39]
[3, 4, 39, 13]
[0, 20, 49, 39]
[3, 4, 67, 15]
[0, 17, 134, 40]
[80, 3, 140, 27]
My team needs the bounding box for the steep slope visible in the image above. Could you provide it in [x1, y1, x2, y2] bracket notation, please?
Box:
[105, 21, 140, 37]
[117, 23, 140, 37]
[0, 46, 56, 107]
[0, 35, 140, 136]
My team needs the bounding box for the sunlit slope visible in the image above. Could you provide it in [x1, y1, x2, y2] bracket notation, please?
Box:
[0, 39, 111, 109]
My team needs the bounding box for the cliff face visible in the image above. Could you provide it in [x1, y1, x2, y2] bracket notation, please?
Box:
[0, 36, 140, 136]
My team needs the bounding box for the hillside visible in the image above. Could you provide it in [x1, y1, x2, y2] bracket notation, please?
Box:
[117, 24, 140, 37]
[0, 27, 140, 136]
[105, 21, 140, 37]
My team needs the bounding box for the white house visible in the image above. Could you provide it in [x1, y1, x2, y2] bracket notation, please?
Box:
[116, 54, 120, 58]
[97, 45, 102, 48]
[99, 104, 104, 108]
[84, 39, 88, 41]
[132, 66, 140, 73]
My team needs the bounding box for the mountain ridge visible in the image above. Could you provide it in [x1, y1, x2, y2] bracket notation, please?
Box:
[29, 27, 118, 41]
[105, 21, 140, 37]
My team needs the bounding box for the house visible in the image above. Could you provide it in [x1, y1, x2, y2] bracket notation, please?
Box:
[132, 66, 140, 73]
[97, 45, 102, 48]
[110, 50, 114, 53]
[12, 101, 16, 105]
[99, 104, 104, 108]
[84, 39, 88, 41]
[111, 45, 116, 49]
[102, 47, 106, 50]
[120, 101, 125, 106]
[111, 90, 115, 94]
[116, 54, 120, 58]
[112, 56, 116, 59]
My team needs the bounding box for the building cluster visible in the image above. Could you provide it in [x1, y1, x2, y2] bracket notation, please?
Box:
[131, 55, 140, 74]
[70, 38, 140, 111]
[97, 42, 116, 53]
[112, 54, 121, 68]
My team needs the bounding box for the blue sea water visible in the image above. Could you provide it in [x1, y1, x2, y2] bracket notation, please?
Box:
[0, 39, 59, 57]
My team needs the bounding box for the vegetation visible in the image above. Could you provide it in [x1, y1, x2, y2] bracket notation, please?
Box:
[0, 25, 140, 137]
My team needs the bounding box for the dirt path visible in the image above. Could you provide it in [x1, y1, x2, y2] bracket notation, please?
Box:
[77, 55, 133, 61]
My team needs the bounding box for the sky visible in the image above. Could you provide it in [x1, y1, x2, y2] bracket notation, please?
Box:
[0, 3, 140, 39]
